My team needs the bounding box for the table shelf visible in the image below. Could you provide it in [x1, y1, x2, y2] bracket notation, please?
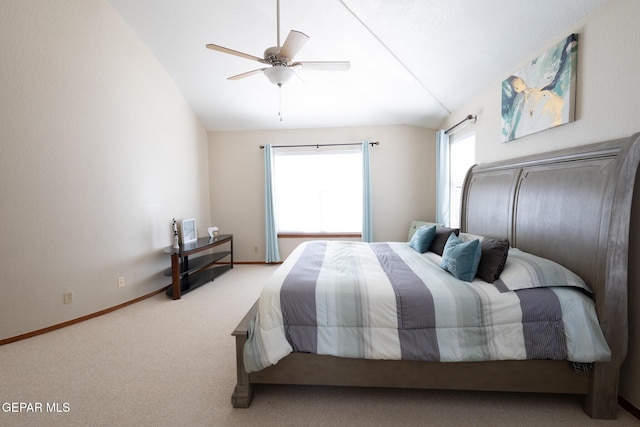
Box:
[163, 234, 233, 299]
[164, 265, 232, 297]
[163, 251, 232, 277]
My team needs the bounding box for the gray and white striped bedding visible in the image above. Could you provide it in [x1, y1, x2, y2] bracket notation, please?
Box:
[243, 240, 611, 373]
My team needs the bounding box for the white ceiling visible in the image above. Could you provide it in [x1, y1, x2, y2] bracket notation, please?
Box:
[107, 0, 607, 132]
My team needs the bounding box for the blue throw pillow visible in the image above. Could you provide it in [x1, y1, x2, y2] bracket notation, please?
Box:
[440, 233, 482, 282]
[408, 225, 436, 253]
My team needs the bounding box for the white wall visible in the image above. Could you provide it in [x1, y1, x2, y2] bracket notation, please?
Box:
[208, 125, 435, 261]
[0, 0, 211, 341]
[443, 1, 640, 162]
[440, 0, 640, 411]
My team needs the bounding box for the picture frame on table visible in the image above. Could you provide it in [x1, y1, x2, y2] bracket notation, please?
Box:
[181, 218, 197, 244]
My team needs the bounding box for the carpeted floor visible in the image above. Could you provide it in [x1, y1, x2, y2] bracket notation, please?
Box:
[1, 265, 638, 426]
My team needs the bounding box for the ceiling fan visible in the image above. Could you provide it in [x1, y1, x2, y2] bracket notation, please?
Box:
[205, 0, 350, 87]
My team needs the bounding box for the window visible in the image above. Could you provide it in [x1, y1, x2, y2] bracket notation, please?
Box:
[449, 133, 475, 229]
[273, 147, 363, 234]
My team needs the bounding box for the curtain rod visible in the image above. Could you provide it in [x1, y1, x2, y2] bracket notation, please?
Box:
[259, 141, 379, 149]
[445, 114, 477, 135]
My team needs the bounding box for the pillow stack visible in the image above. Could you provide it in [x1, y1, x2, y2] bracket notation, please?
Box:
[408, 225, 510, 283]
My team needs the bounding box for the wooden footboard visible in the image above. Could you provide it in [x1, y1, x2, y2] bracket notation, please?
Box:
[231, 301, 619, 418]
[231, 301, 257, 408]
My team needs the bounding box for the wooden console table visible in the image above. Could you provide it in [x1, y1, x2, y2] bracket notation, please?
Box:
[163, 234, 233, 299]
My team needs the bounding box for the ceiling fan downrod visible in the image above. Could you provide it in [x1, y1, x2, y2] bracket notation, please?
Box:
[276, 0, 281, 47]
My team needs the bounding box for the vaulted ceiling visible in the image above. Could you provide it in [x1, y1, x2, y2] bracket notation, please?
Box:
[107, 0, 607, 131]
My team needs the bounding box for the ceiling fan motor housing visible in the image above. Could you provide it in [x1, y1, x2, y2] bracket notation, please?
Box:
[264, 47, 289, 65]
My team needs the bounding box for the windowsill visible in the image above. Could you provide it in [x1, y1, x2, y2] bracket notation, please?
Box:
[278, 232, 362, 238]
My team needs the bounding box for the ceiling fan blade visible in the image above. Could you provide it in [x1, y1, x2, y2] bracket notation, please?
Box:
[279, 30, 309, 60]
[206, 43, 265, 63]
[292, 61, 351, 71]
[228, 68, 268, 80]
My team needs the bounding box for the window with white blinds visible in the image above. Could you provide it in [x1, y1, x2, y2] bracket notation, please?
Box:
[449, 133, 476, 229]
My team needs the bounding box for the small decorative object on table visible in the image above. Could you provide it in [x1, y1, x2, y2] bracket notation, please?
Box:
[172, 218, 180, 249]
[208, 226, 219, 238]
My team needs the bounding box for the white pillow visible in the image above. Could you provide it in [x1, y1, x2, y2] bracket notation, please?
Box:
[493, 248, 591, 293]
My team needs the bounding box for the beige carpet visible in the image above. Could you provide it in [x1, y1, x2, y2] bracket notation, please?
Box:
[1, 265, 638, 427]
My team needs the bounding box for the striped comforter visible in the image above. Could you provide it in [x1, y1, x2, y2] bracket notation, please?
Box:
[243, 241, 611, 373]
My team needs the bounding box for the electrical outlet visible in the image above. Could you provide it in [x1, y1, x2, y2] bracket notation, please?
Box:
[63, 291, 73, 304]
[117, 276, 125, 288]
[254, 246, 258, 253]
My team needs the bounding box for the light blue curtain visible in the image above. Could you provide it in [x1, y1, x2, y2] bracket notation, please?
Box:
[362, 141, 373, 242]
[435, 130, 450, 227]
[263, 144, 281, 263]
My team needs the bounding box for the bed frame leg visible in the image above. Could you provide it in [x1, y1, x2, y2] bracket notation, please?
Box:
[231, 330, 253, 408]
[231, 383, 253, 408]
[584, 362, 620, 419]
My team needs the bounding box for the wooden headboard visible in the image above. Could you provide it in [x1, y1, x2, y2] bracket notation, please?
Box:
[461, 133, 640, 373]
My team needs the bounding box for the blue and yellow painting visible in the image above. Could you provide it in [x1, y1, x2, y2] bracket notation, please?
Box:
[501, 34, 578, 142]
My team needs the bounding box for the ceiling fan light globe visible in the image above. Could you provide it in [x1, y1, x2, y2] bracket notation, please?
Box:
[264, 66, 294, 86]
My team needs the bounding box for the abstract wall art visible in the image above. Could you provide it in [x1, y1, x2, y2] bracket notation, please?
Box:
[501, 34, 578, 142]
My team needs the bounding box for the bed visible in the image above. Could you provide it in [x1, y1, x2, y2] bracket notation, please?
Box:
[231, 133, 640, 419]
